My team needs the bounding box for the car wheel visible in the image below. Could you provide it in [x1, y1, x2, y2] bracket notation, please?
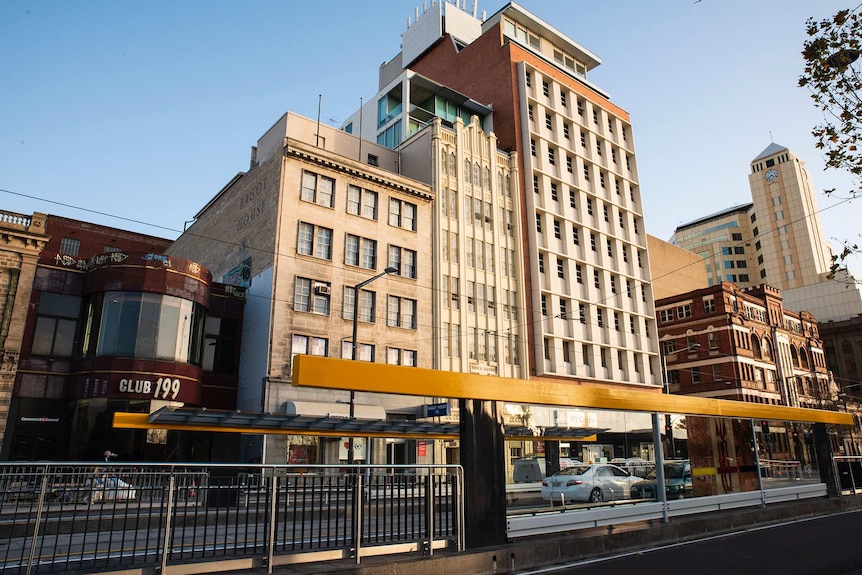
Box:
[589, 488, 603, 503]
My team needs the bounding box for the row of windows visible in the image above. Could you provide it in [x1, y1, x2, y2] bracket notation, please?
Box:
[539, 253, 644, 301]
[439, 190, 517, 238]
[292, 333, 416, 366]
[524, 69, 629, 146]
[297, 221, 417, 279]
[538, 216, 643, 267]
[544, 339, 650, 376]
[541, 293, 651, 334]
[32, 291, 236, 374]
[300, 170, 418, 231]
[439, 323, 520, 366]
[293, 277, 418, 329]
[536, 182, 641, 235]
[440, 231, 518, 277]
[439, 150, 513, 197]
[531, 138, 632, 185]
[440, 275, 520, 321]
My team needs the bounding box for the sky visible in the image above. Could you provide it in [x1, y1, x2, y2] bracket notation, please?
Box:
[1, 0, 859, 269]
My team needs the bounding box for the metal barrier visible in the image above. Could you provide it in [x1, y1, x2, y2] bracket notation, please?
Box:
[0, 463, 464, 575]
[758, 459, 813, 481]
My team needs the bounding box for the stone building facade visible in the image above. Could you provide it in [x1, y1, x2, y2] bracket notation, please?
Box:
[0, 211, 49, 453]
[168, 112, 435, 465]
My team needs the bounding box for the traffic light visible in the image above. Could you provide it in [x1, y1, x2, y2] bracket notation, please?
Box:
[761, 420, 771, 434]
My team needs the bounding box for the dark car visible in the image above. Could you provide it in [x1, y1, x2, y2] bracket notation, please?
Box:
[630, 460, 692, 500]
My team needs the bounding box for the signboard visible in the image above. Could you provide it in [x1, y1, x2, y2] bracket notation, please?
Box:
[339, 437, 366, 461]
[78, 374, 201, 404]
[417, 440, 427, 457]
[425, 402, 450, 417]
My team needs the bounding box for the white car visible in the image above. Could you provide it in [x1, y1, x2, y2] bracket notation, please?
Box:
[541, 464, 640, 503]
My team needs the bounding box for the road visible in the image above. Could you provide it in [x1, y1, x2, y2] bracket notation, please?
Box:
[522, 510, 862, 575]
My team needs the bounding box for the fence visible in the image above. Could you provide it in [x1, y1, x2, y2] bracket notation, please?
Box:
[0, 463, 464, 575]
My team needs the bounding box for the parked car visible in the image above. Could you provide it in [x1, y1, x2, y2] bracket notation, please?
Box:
[630, 460, 693, 500]
[540, 463, 640, 503]
[513, 456, 580, 483]
[610, 457, 655, 478]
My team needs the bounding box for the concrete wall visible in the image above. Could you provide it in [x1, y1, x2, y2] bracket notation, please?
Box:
[647, 234, 708, 300]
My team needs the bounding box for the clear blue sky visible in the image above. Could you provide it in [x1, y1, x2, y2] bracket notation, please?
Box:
[1, 0, 858, 270]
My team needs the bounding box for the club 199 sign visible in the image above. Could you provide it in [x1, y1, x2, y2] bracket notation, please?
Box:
[115, 376, 199, 403]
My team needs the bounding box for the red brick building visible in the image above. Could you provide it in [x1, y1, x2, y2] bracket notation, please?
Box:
[2, 215, 245, 461]
[656, 282, 834, 459]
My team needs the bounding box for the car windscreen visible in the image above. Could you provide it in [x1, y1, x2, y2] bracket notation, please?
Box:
[556, 465, 590, 476]
[664, 463, 687, 479]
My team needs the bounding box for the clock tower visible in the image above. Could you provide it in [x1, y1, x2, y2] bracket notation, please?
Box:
[748, 143, 834, 291]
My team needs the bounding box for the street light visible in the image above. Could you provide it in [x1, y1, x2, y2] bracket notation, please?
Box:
[347, 265, 399, 465]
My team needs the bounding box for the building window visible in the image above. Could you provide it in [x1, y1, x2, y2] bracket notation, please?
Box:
[388, 245, 417, 279]
[572, 227, 580, 245]
[545, 113, 552, 131]
[554, 219, 562, 239]
[31, 293, 81, 357]
[104, 246, 122, 253]
[297, 222, 333, 260]
[300, 170, 335, 208]
[677, 305, 691, 319]
[593, 270, 601, 289]
[590, 233, 596, 251]
[202, 316, 240, 374]
[659, 309, 673, 323]
[587, 198, 593, 215]
[387, 295, 417, 328]
[566, 155, 573, 173]
[704, 298, 716, 313]
[341, 341, 375, 362]
[294, 277, 331, 315]
[345, 234, 377, 269]
[343, 286, 376, 323]
[59, 237, 80, 257]
[708, 332, 718, 350]
[550, 183, 558, 201]
[576, 264, 583, 284]
[387, 347, 417, 366]
[347, 185, 378, 219]
[542, 80, 550, 97]
[291, 334, 328, 359]
[557, 258, 565, 279]
[389, 198, 417, 231]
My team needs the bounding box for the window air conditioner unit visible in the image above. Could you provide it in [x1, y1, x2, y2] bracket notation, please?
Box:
[314, 283, 331, 296]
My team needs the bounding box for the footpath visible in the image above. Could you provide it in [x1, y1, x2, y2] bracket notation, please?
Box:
[266, 495, 862, 575]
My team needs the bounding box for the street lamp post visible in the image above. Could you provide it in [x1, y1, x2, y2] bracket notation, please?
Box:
[347, 266, 398, 465]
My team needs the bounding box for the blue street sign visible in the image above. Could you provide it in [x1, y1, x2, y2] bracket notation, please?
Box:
[425, 402, 450, 417]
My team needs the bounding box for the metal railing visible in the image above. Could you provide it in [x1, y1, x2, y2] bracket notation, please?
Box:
[0, 463, 463, 575]
[758, 459, 815, 481]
